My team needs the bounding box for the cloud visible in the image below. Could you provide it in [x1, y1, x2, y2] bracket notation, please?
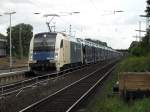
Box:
[0, 0, 147, 49]
[0, 0, 32, 4]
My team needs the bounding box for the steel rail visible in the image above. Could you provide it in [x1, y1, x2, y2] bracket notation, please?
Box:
[66, 65, 116, 112]
[19, 60, 117, 112]
[0, 63, 89, 96]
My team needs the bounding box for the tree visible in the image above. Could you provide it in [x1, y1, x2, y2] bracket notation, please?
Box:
[145, 0, 150, 16]
[7, 23, 33, 58]
[129, 0, 150, 56]
[145, 0, 150, 46]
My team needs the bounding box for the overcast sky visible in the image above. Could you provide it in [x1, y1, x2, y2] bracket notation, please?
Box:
[0, 0, 147, 49]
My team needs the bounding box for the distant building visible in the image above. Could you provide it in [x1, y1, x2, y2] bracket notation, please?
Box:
[0, 33, 7, 57]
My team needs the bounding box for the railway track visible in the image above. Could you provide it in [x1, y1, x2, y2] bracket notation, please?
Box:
[19, 60, 117, 112]
[0, 65, 83, 96]
[0, 60, 108, 97]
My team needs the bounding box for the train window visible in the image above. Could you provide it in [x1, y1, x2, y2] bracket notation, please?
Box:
[74, 44, 77, 51]
[60, 40, 63, 48]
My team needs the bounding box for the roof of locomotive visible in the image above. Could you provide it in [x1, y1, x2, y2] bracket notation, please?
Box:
[34, 32, 81, 44]
[35, 32, 57, 35]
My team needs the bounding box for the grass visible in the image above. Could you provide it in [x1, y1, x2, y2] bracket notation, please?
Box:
[86, 55, 150, 112]
[117, 55, 150, 72]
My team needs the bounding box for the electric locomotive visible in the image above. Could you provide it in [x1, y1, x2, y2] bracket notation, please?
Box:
[28, 32, 82, 72]
[28, 32, 122, 73]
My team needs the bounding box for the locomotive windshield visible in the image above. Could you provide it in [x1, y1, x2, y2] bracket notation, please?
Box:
[33, 33, 57, 52]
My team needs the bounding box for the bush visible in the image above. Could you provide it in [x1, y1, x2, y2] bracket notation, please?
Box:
[117, 55, 150, 72]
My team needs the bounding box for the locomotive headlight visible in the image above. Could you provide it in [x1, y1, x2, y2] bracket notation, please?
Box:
[29, 54, 33, 61]
[29, 60, 37, 63]
[55, 53, 58, 59]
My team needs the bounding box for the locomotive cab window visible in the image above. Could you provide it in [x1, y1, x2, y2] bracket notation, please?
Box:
[60, 40, 63, 48]
[33, 33, 57, 52]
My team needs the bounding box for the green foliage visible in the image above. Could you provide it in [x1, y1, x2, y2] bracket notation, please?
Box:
[117, 55, 150, 72]
[88, 96, 150, 112]
[145, 0, 150, 15]
[129, 36, 150, 56]
[87, 59, 150, 112]
[129, 45, 141, 56]
[129, 0, 150, 56]
[6, 23, 33, 57]
[129, 44, 149, 56]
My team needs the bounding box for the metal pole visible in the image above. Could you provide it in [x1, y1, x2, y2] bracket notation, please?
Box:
[69, 24, 72, 37]
[10, 14, 12, 71]
[19, 25, 23, 59]
[4, 12, 16, 71]
[146, 17, 149, 29]
[139, 21, 141, 41]
[149, 29, 150, 45]
[139, 15, 150, 44]
[148, 17, 150, 44]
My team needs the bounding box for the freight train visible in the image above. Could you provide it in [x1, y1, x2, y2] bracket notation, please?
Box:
[28, 32, 121, 72]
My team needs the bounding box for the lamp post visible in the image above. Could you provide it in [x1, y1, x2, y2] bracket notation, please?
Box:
[4, 11, 16, 71]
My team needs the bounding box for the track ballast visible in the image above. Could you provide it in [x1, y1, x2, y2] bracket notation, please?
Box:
[20, 60, 117, 112]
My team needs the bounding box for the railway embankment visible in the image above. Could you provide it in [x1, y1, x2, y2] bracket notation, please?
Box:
[83, 55, 150, 112]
